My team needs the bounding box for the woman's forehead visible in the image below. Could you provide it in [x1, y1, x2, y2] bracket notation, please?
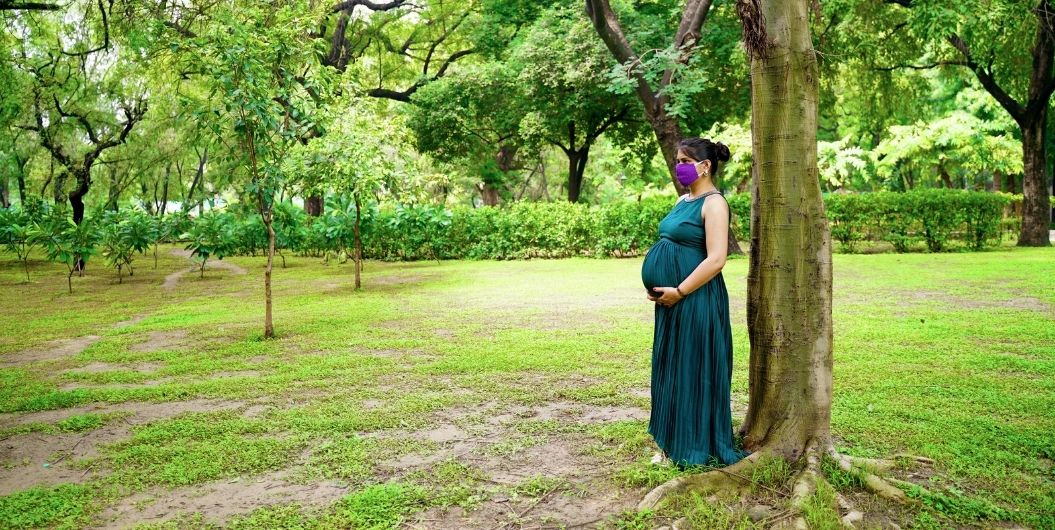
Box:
[676, 149, 695, 160]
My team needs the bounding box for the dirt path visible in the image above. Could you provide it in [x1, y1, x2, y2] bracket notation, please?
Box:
[163, 248, 248, 291]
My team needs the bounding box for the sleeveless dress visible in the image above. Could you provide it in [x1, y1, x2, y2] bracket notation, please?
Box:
[640, 190, 749, 468]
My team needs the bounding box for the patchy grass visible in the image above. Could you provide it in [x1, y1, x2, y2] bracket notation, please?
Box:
[0, 245, 1052, 528]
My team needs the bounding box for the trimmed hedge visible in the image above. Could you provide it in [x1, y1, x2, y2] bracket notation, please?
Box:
[352, 189, 1016, 259]
[0, 191, 1022, 270]
[825, 190, 1019, 252]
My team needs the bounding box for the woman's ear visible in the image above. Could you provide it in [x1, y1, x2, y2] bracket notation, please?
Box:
[700, 160, 712, 176]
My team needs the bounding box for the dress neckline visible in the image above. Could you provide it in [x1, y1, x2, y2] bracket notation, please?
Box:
[683, 190, 721, 202]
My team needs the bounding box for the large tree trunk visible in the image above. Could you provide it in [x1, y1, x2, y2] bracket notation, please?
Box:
[738, 0, 833, 458]
[1019, 111, 1051, 245]
[68, 169, 90, 224]
[69, 170, 91, 271]
[940, 163, 954, 189]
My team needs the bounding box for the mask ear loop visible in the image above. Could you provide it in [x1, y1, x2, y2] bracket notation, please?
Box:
[695, 159, 708, 177]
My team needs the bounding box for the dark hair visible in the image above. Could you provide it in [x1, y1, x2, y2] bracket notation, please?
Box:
[677, 137, 731, 176]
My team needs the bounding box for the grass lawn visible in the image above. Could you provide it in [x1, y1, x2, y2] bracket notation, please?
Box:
[0, 244, 1052, 529]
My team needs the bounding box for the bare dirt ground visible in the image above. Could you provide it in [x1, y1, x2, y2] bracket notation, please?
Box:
[163, 249, 248, 291]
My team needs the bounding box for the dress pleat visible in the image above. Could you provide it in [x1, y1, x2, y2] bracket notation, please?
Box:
[640, 191, 749, 468]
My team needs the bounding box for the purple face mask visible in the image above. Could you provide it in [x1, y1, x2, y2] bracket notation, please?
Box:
[675, 160, 702, 186]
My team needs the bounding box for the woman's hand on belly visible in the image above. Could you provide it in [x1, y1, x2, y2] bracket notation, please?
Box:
[650, 286, 684, 307]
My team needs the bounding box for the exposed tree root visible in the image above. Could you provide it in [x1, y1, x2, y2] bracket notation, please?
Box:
[640, 441, 937, 529]
[834, 451, 935, 473]
[637, 450, 767, 511]
[788, 439, 823, 529]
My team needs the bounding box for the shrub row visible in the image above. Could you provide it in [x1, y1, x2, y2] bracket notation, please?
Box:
[0, 190, 1022, 284]
[824, 190, 1019, 252]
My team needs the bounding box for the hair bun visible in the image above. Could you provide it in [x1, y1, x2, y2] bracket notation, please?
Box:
[715, 142, 730, 162]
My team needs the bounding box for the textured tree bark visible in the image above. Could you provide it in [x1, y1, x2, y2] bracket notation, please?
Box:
[738, 0, 834, 459]
[637, 3, 925, 508]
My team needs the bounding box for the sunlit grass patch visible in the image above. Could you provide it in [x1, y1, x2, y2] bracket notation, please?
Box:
[0, 483, 97, 530]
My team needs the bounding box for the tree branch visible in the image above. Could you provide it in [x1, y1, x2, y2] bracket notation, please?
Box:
[660, 0, 714, 93]
[0, 1, 61, 10]
[584, 0, 656, 108]
[423, 10, 469, 76]
[368, 48, 474, 102]
[52, 95, 99, 144]
[163, 20, 197, 38]
[1026, 0, 1055, 116]
[947, 34, 1026, 123]
[330, 0, 407, 14]
[872, 60, 967, 72]
[60, 0, 111, 57]
[673, 0, 713, 49]
[592, 106, 629, 139]
[31, 94, 71, 169]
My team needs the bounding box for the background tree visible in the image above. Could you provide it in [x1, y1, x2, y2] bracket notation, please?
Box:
[832, 0, 1052, 245]
[408, 62, 528, 206]
[288, 102, 390, 288]
[174, 0, 331, 338]
[513, 6, 643, 203]
[12, 1, 148, 228]
[585, 0, 717, 184]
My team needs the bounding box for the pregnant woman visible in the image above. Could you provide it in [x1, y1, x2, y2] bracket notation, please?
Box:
[641, 137, 749, 469]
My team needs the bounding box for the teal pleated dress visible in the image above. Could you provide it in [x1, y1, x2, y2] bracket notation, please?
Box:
[640, 190, 749, 468]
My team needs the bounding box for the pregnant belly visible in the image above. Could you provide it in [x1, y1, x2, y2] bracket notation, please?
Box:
[641, 239, 683, 290]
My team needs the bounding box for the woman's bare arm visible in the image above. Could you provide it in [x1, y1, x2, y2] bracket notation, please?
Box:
[653, 196, 729, 305]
